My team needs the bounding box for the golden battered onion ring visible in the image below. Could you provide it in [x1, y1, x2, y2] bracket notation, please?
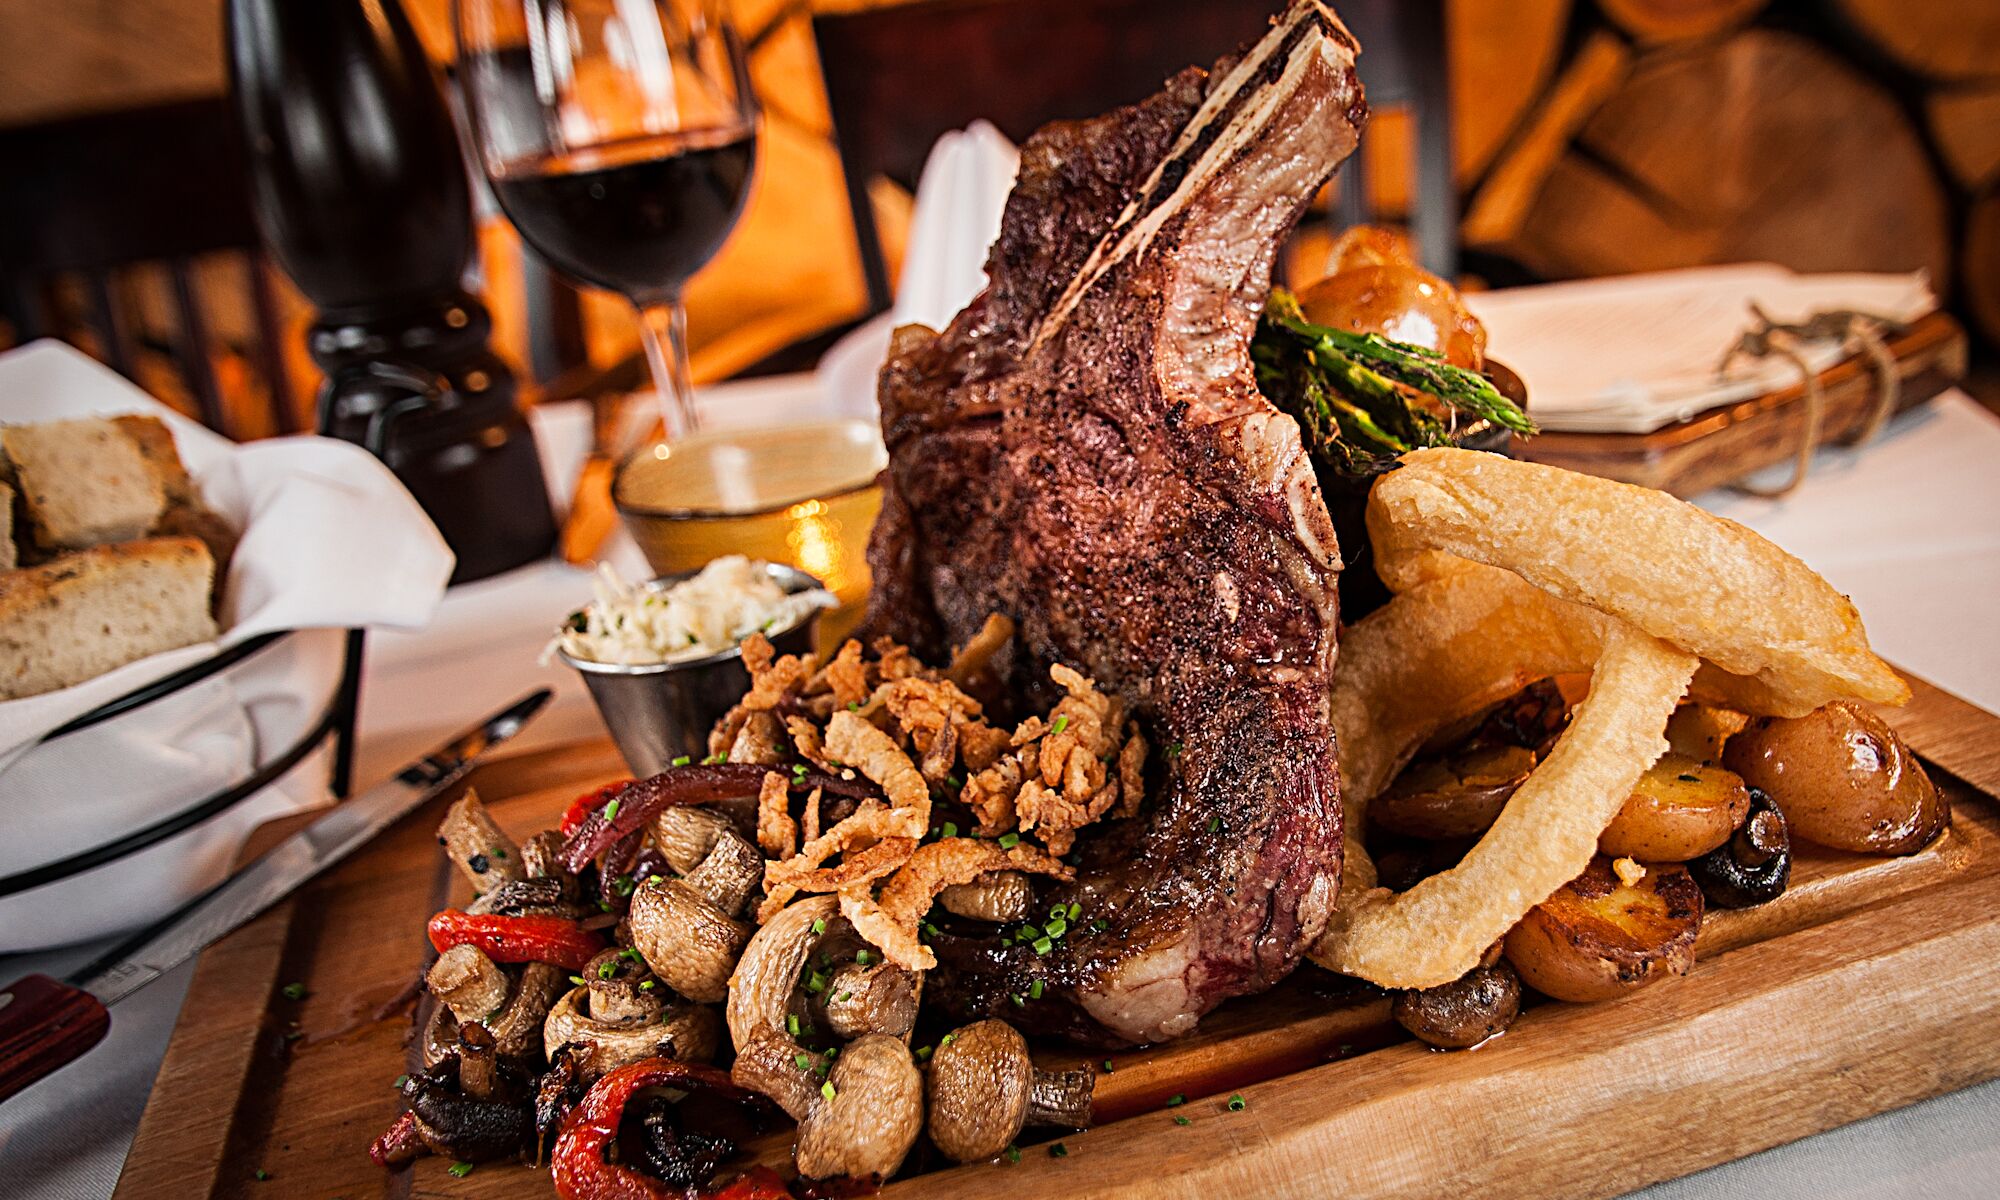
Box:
[1367, 448, 1908, 715]
[1314, 619, 1696, 988]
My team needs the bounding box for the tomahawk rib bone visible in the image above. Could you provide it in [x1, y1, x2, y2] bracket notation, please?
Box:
[859, 0, 1366, 1045]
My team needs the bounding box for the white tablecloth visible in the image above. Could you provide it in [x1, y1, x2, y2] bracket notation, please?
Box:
[5, 381, 1998, 1200]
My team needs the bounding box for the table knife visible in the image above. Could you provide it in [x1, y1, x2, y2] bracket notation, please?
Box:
[0, 688, 551, 1104]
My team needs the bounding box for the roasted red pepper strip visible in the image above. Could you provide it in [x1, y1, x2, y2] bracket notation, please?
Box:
[552, 1059, 782, 1200]
[427, 910, 604, 971]
[561, 780, 634, 837]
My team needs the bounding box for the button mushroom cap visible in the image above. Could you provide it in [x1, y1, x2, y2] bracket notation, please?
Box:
[653, 806, 736, 873]
[542, 983, 721, 1076]
[795, 1034, 925, 1180]
[629, 865, 752, 1005]
[728, 895, 839, 1049]
[429, 944, 510, 1026]
[820, 961, 920, 1041]
[438, 789, 522, 892]
[937, 871, 1033, 923]
[926, 1020, 1095, 1163]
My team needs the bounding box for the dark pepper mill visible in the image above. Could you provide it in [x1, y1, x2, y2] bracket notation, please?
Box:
[227, 0, 556, 583]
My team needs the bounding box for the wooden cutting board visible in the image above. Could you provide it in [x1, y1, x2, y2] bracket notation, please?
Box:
[113, 674, 2000, 1200]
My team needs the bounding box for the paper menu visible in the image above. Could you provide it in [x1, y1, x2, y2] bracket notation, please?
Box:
[1465, 264, 1936, 433]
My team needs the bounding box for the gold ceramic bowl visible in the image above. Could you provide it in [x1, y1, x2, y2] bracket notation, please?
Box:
[614, 419, 885, 645]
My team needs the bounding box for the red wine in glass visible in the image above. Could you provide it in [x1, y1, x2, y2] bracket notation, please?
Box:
[490, 128, 756, 303]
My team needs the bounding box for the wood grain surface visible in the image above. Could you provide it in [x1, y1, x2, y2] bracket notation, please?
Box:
[114, 677, 2000, 1199]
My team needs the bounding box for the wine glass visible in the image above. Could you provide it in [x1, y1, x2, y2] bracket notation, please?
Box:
[455, 0, 758, 443]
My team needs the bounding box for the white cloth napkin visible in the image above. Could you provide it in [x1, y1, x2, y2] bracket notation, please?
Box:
[817, 121, 1021, 417]
[0, 340, 456, 764]
[1466, 264, 1938, 433]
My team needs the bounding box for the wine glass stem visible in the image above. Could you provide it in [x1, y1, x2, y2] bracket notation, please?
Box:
[636, 297, 702, 441]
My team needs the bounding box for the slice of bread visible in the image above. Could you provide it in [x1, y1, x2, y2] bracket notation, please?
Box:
[2, 417, 166, 550]
[0, 537, 217, 700]
[0, 481, 15, 570]
[111, 414, 200, 509]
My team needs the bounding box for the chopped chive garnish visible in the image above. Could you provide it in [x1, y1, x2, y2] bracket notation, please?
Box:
[394, 1073, 410, 1089]
[1049, 904, 1066, 920]
[1010, 993, 1025, 1007]
[612, 874, 636, 896]
[855, 949, 874, 966]
[1227, 1094, 1246, 1111]
[998, 832, 1021, 849]
[703, 753, 728, 765]
[792, 763, 809, 777]
[1101, 1060, 1113, 1073]
[1018, 923, 1042, 941]
[795, 1053, 813, 1071]
[916, 1044, 934, 1061]
[1207, 815, 1221, 833]
[787, 1014, 801, 1036]
[1174, 1115, 1192, 1126]
[1090, 918, 1108, 932]
[1167, 742, 1184, 758]
[822, 1081, 838, 1102]
[811, 918, 827, 934]
[281, 982, 307, 1001]
[806, 970, 827, 994]
[570, 975, 587, 985]
[1167, 1094, 1185, 1106]
[603, 799, 621, 822]
[1029, 979, 1045, 999]
[836, 992, 851, 1002]
[940, 1033, 956, 1047]
[1049, 1142, 1069, 1158]
[639, 980, 656, 990]
[1067, 902, 1082, 920]
[491, 847, 507, 860]
[597, 960, 616, 979]
[619, 947, 641, 961]
[847, 701, 861, 711]
[1046, 918, 1067, 938]
[940, 822, 958, 839]
[1032, 936, 1053, 955]
[448, 1161, 473, 1178]
[671, 755, 692, 766]
[254, 1169, 269, 1181]
[1006, 1145, 1022, 1164]
[1051, 716, 1070, 736]
[921, 921, 941, 939]
[946, 773, 963, 789]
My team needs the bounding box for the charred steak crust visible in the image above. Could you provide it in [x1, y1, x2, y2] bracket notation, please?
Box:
[860, 0, 1364, 1046]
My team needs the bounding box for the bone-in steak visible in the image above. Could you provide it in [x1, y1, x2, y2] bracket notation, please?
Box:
[859, 0, 1365, 1045]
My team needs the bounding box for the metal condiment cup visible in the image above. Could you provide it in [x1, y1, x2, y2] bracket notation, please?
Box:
[556, 563, 824, 777]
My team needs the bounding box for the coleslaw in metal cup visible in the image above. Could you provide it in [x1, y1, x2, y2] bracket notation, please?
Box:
[555, 563, 826, 776]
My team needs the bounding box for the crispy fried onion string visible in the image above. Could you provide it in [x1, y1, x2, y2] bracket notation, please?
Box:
[1314, 447, 1908, 989]
[1314, 614, 1694, 988]
[839, 840, 1074, 971]
[1368, 448, 1908, 714]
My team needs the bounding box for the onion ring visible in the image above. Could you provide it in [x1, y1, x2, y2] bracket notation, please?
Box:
[1367, 448, 1908, 714]
[1314, 619, 1696, 988]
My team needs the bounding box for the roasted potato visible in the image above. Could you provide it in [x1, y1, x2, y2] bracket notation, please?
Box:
[1373, 743, 1536, 840]
[1597, 752, 1751, 862]
[1664, 703, 1749, 766]
[1723, 702, 1947, 855]
[1392, 960, 1522, 1049]
[1504, 857, 1703, 1003]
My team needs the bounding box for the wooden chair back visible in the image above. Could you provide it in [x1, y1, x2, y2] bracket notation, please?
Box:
[812, 0, 1456, 314]
[0, 97, 300, 437]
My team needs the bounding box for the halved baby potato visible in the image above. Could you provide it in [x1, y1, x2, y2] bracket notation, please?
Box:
[1372, 743, 1536, 840]
[1664, 703, 1749, 766]
[1504, 857, 1703, 1003]
[1723, 701, 1947, 856]
[1597, 752, 1751, 862]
